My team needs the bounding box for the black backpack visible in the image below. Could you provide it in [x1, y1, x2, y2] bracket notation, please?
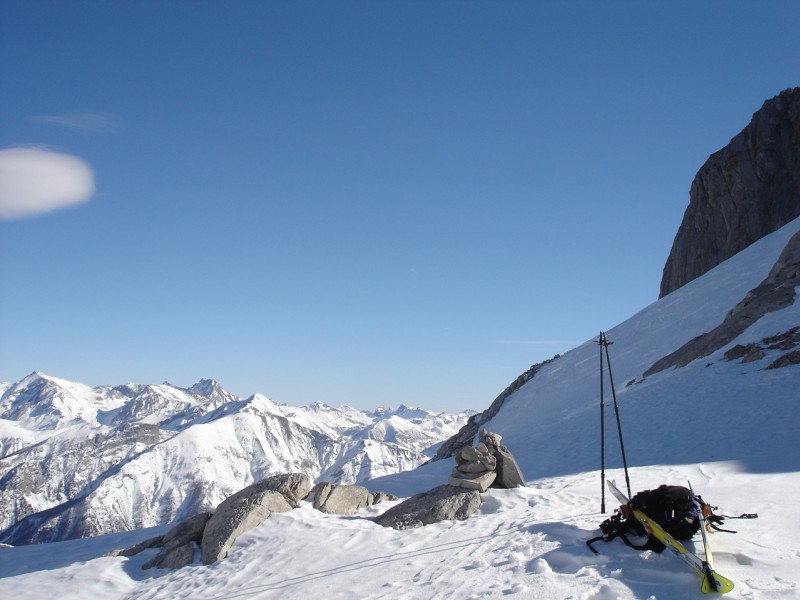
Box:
[587, 485, 701, 554]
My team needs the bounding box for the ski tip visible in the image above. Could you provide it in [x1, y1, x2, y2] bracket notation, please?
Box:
[701, 571, 734, 594]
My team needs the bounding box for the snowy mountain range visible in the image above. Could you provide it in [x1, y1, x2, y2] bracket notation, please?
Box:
[2, 201, 799, 600]
[0, 376, 471, 544]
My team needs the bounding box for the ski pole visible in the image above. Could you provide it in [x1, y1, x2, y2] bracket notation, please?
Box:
[598, 331, 606, 513]
[603, 334, 631, 498]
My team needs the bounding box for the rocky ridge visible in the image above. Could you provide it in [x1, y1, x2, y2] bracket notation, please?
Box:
[646, 227, 800, 376]
[428, 356, 559, 463]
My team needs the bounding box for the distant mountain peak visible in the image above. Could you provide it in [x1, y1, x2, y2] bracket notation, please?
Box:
[188, 378, 221, 396]
[370, 404, 430, 421]
[0, 373, 471, 545]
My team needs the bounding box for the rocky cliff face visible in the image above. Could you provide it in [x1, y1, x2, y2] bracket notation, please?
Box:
[660, 87, 800, 298]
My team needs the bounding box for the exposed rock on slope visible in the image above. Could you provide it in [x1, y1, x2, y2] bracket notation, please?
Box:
[646, 227, 800, 376]
[660, 87, 800, 298]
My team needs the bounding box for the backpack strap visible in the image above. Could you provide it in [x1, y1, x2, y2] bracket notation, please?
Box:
[696, 495, 758, 534]
[586, 509, 666, 554]
[586, 511, 627, 554]
[586, 534, 609, 554]
[706, 512, 758, 533]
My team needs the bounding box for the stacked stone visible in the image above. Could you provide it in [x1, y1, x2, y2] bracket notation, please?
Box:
[448, 430, 526, 493]
[449, 442, 497, 492]
[479, 430, 526, 489]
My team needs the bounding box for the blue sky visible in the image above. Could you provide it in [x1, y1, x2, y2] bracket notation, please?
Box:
[1, 1, 798, 413]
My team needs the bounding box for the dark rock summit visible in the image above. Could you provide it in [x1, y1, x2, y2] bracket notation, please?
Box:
[660, 87, 800, 298]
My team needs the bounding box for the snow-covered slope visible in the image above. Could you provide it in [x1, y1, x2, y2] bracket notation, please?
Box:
[481, 213, 800, 480]
[0, 372, 123, 430]
[1, 218, 799, 599]
[0, 376, 469, 544]
[372, 215, 800, 497]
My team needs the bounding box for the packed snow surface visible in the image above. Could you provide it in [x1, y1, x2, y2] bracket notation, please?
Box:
[0, 465, 796, 599]
[1, 218, 799, 598]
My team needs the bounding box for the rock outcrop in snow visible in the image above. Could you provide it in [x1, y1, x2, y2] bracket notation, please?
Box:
[373, 484, 482, 530]
[201, 473, 310, 564]
[646, 227, 800, 376]
[309, 481, 391, 515]
[114, 472, 401, 569]
[430, 357, 558, 463]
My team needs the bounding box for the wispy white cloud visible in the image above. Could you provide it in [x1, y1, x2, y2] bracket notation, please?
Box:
[33, 111, 123, 133]
[0, 147, 94, 220]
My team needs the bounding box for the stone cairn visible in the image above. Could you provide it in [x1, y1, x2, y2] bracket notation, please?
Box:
[364, 430, 526, 530]
[449, 430, 525, 493]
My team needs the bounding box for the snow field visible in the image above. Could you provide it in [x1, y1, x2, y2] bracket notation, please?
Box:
[1, 463, 798, 599]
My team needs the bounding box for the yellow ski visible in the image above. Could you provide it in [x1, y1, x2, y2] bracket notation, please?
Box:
[607, 480, 734, 594]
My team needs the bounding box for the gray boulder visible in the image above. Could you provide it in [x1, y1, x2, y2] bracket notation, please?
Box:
[201, 473, 310, 564]
[107, 535, 163, 558]
[368, 491, 398, 505]
[261, 472, 312, 507]
[310, 481, 333, 507]
[493, 446, 526, 488]
[448, 470, 496, 492]
[374, 484, 482, 530]
[311, 482, 397, 515]
[143, 511, 212, 570]
[313, 483, 371, 515]
[143, 541, 196, 570]
[162, 511, 213, 551]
